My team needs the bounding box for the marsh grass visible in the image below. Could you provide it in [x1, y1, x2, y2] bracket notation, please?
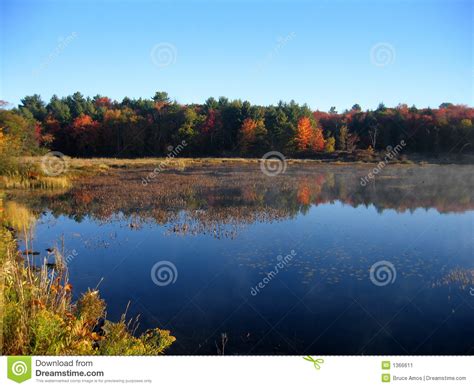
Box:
[15, 153, 460, 181]
[1, 174, 72, 190]
[0, 160, 73, 190]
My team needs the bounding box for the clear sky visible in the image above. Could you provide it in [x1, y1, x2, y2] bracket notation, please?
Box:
[1, 0, 472, 111]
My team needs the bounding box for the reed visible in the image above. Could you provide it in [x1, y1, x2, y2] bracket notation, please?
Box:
[1, 174, 72, 190]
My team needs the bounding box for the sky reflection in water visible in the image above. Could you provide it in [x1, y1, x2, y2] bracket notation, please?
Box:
[12, 164, 474, 355]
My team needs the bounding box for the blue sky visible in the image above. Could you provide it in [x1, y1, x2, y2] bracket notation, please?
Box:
[1, 0, 472, 111]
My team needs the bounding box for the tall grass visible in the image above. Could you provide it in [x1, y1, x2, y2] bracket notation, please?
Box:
[0, 158, 73, 190]
[1, 174, 72, 190]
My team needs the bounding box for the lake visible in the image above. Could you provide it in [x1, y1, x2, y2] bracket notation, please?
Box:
[8, 163, 474, 355]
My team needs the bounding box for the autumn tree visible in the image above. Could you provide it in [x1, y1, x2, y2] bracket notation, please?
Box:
[324, 136, 335, 153]
[10, 92, 474, 158]
[337, 125, 348, 150]
[295, 117, 313, 151]
[239, 117, 267, 154]
[69, 114, 99, 156]
[295, 117, 325, 152]
[239, 118, 257, 153]
[200, 108, 221, 155]
[311, 125, 325, 152]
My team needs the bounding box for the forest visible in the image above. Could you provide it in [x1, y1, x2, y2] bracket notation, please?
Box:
[1, 92, 473, 163]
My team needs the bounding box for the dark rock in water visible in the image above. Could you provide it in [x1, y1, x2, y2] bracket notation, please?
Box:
[22, 250, 40, 255]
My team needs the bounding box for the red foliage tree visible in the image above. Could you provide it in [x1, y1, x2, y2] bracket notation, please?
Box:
[69, 114, 100, 155]
[311, 126, 325, 151]
[202, 109, 217, 135]
[95, 97, 112, 108]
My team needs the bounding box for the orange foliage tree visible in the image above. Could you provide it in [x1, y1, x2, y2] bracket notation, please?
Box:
[240, 118, 258, 153]
[295, 117, 313, 150]
[239, 117, 267, 154]
[296, 117, 325, 152]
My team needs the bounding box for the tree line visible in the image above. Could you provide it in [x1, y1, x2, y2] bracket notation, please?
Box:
[1, 92, 473, 160]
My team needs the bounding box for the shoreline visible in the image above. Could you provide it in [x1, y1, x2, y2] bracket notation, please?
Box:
[21, 153, 474, 171]
[3, 153, 473, 190]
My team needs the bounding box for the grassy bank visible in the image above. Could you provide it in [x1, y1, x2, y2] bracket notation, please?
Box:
[0, 160, 73, 190]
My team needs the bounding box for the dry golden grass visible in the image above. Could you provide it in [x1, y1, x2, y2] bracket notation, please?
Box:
[20, 156, 367, 171]
[1, 175, 72, 190]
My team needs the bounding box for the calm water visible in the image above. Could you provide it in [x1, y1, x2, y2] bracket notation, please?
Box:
[9, 163, 474, 355]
